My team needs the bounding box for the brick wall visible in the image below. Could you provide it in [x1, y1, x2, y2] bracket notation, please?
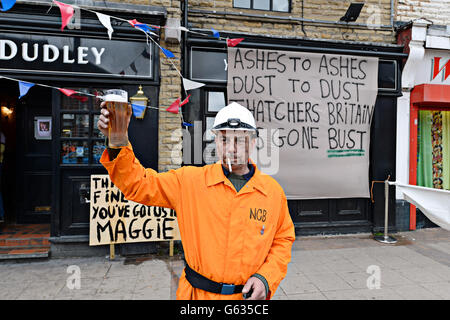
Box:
[396, 0, 450, 25]
[107, 0, 183, 172]
[188, 0, 397, 43]
[139, 0, 183, 172]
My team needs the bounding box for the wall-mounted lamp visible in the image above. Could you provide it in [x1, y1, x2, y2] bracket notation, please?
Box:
[1, 105, 13, 118]
[339, 3, 364, 22]
[130, 85, 148, 120]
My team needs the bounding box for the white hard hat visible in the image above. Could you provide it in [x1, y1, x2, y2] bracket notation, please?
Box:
[211, 102, 258, 135]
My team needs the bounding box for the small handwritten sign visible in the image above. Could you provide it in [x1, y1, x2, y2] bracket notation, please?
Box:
[89, 175, 180, 246]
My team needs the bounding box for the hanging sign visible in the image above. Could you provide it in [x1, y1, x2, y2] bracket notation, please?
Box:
[417, 50, 450, 85]
[227, 47, 379, 199]
[89, 175, 180, 246]
[0, 33, 153, 78]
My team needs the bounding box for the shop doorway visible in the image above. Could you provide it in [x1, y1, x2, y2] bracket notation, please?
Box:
[1, 79, 17, 225]
[409, 84, 450, 229]
[1, 79, 52, 224]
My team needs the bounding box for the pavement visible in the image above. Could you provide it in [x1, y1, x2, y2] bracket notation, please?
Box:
[1, 227, 450, 300]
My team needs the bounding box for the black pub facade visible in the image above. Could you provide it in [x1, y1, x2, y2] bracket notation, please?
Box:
[0, 1, 164, 255]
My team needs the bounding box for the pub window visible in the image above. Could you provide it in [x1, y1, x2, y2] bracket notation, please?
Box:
[190, 47, 227, 82]
[233, 0, 290, 12]
[378, 60, 397, 91]
[203, 89, 227, 164]
[60, 88, 106, 165]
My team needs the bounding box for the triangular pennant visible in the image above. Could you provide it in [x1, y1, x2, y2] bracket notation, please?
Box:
[73, 95, 88, 103]
[211, 28, 220, 38]
[135, 23, 156, 32]
[58, 88, 88, 102]
[161, 47, 175, 59]
[180, 94, 191, 107]
[227, 38, 244, 47]
[0, 0, 16, 11]
[18, 81, 35, 99]
[133, 23, 158, 37]
[166, 97, 181, 114]
[96, 12, 114, 40]
[128, 19, 142, 27]
[58, 88, 77, 97]
[131, 103, 146, 118]
[182, 78, 205, 91]
[53, 1, 75, 31]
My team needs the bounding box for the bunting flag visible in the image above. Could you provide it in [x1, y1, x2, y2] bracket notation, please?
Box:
[2, 1, 248, 122]
[161, 47, 175, 59]
[166, 98, 181, 114]
[131, 103, 146, 118]
[128, 19, 142, 27]
[96, 12, 114, 40]
[180, 94, 191, 107]
[182, 78, 205, 91]
[135, 23, 157, 32]
[58, 88, 88, 102]
[0, 0, 15, 11]
[134, 24, 158, 37]
[128, 19, 159, 31]
[53, 1, 75, 31]
[18, 81, 35, 99]
[227, 38, 244, 47]
[211, 28, 220, 39]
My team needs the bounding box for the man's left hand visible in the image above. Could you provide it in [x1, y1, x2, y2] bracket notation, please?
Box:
[242, 276, 266, 300]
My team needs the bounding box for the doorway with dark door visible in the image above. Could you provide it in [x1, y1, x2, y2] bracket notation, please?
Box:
[0, 79, 52, 225]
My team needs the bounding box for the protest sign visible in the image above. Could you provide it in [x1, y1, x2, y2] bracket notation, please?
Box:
[227, 48, 379, 199]
[89, 175, 180, 246]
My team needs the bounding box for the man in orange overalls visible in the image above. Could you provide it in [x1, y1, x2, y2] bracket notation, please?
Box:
[98, 101, 295, 300]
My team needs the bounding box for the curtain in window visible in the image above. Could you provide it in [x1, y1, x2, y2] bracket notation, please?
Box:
[418, 110, 450, 190]
[443, 111, 450, 190]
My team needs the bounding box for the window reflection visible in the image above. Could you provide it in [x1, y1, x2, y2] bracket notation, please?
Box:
[205, 117, 215, 141]
[254, 0, 270, 10]
[92, 141, 106, 164]
[273, 0, 289, 12]
[93, 114, 105, 138]
[233, 0, 290, 12]
[61, 88, 90, 111]
[61, 141, 89, 164]
[59, 87, 105, 165]
[61, 114, 89, 137]
[207, 91, 226, 112]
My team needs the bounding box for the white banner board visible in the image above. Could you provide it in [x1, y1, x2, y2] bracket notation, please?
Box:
[227, 48, 379, 199]
[392, 182, 450, 231]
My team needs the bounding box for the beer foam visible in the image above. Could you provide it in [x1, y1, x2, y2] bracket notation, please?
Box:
[104, 94, 128, 103]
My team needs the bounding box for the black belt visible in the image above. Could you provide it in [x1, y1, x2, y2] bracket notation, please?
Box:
[184, 262, 244, 295]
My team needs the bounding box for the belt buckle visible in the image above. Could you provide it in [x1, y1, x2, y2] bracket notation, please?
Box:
[220, 283, 235, 295]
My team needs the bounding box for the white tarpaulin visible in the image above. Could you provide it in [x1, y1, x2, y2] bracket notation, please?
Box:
[391, 182, 450, 231]
[227, 47, 379, 199]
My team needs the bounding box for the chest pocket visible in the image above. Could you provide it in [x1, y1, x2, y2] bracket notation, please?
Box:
[241, 207, 277, 269]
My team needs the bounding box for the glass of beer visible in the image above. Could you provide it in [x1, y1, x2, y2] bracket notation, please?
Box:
[104, 89, 131, 148]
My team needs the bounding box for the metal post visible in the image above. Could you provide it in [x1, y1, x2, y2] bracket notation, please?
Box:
[110, 243, 115, 260]
[374, 178, 397, 244]
[169, 240, 174, 257]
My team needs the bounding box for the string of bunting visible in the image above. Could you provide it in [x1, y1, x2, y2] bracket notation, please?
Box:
[0, 74, 174, 116]
[0, 0, 246, 126]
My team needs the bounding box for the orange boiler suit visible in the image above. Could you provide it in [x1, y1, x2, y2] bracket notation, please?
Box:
[100, 144, 295, 300]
